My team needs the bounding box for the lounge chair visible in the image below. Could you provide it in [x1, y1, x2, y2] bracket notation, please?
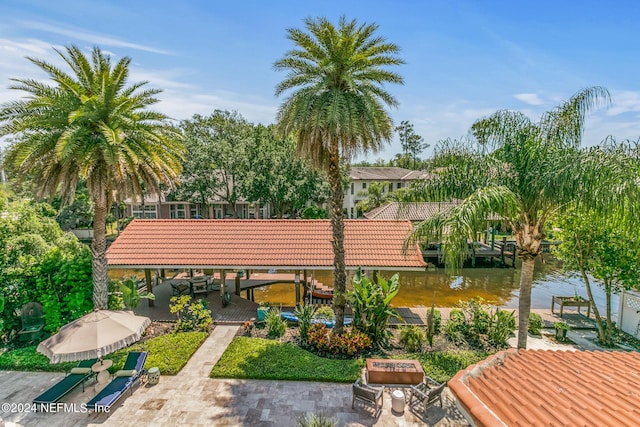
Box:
[86, 351, 148, 412]
[33, 359, 97, 405]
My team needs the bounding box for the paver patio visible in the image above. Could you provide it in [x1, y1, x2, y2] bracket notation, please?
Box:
[0, 325, 468, 426]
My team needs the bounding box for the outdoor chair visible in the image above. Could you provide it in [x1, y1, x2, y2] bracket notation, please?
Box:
[17, 302, 44, 342]
[190, 278, 209, 297]
[409, 376, 445, 419]
[86, 351, 148, 412]
[352, 377, 384, 416]
[33, 358, 97, 406]
[171, 280, 190, 296]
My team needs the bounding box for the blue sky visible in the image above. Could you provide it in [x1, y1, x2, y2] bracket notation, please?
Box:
[1, 0, 639, 159]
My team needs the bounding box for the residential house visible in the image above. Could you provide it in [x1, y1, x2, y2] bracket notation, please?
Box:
[344, 167, 428, 218]
[123, 193, 268, 219]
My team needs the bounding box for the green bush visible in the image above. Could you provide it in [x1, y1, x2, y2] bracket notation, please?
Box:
[210, 336, 361, 382]
[294, 304, 316, 344]
[265, 307, 287, 338]
[307, 323, 371, 356]
[528, 312, 543, 335]
[444, 299, 515, 351]
[314, 306, 335, 321]
[169, 295, 212, 332]
[399, 325, 425, 352]
[297, 413, 337, 427]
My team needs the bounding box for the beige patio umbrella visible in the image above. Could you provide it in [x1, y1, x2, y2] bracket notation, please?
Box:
[37, 310, 151, 363]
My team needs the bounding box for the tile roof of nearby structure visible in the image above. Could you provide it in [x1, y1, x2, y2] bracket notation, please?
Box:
[364, 202, 460, 221]
[350, 167, 429, 181]
[106, 219, 427, 270]
[449, 349, 640, 427]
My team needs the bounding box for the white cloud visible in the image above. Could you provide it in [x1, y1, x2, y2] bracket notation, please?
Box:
[607, 90, 640, 116]
[17, 20, 173, 55]
[513, 93, 545, 106]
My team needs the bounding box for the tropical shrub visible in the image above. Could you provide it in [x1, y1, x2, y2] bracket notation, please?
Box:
[297, 413, 337, 427]
[528, 312, 543, 335]
[399, 325, 424, 352]
[444, 299, 515, 351]
[110, 276, 155, 310]
[265, 307, 287, 338]
[307, 323, 371, 356]
[294, 304, 316, 344]
[349, 268, 402, 347]
[169, 295, 212, 332]
[314, 306, 334, 321]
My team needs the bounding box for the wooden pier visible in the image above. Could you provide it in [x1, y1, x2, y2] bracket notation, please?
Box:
[422, 237, 517, 268]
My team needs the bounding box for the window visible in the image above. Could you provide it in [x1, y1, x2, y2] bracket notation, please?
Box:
[397, 182, 403, 190]
[350, 207, 354, 218]
[132, 205, 157, 219]
[350, 183, 354, 195]
[190, 205, 200, 218]
[170, 204, 186, 219]
[362, 182, 367, 190]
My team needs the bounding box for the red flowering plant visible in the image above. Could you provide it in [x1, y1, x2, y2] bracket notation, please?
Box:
[307, 323, 371, 357]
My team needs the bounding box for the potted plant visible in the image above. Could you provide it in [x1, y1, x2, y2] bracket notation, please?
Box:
[257, 302, 270, 322]
[554, 321, 569, 341]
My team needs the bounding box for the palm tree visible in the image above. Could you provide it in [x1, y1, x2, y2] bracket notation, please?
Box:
[355, 181, 390, 214]
[0, 45, 184, 310]
[406, 87, 639, 348]
[274, 16, 404, 334]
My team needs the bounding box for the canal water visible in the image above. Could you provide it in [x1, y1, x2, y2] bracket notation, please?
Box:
[251, 257, 619, 317]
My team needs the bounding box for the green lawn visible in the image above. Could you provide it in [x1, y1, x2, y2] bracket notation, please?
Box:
[210, 337, 362, 382]
[210, 336, 490, 383]
[0, 331, 208, 375]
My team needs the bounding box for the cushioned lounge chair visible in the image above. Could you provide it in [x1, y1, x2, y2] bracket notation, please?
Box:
[33, 358, 97, 405]
[86, 351, 148, 412]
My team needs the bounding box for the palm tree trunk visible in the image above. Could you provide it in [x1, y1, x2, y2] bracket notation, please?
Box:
[329, 144, 347, 335]
[517, 256, 535, 349]
[91, 201, 109, 310]
[578, 266, 605, 342]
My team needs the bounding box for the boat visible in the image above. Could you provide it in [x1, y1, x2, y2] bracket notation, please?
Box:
[311, 288, 334, 299]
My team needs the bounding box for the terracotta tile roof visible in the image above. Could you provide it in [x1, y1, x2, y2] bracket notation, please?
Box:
[449, 349, 640, 427]
[364, 202, 460, 220]
[106, 219, 427, 270]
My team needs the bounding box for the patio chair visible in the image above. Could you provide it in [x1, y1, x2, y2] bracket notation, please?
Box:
[409, 376, 445, 419]
[86, 351, 148, 412]
[171, 280, 190, 296]
[352, 377, 384, 416]
[33, 359, 97, 406]
[17, 302, 44, 342]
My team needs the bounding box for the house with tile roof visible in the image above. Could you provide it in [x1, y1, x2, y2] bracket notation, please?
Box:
[364, 201, 460, 221]
[344, 167, 429, 218]
[448, 348, 640, 426]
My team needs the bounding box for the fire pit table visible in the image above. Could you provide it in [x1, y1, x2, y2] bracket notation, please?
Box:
[366, 359, 424, 387]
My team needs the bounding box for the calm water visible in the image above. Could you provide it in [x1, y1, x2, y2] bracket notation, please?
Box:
[250, 257, 619, 318]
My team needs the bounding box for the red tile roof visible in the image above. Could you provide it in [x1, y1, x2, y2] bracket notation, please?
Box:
[106, 219, 427, 270]
[449, 349, 640, 427]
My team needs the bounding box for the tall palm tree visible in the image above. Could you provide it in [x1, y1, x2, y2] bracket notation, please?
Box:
[0, 46, 184, 310]
[274, 16, 404, 334]
[406, 87, 640, 348]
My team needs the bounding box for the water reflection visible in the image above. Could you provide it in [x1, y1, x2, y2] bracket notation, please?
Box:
[251, 257, 619, 318]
